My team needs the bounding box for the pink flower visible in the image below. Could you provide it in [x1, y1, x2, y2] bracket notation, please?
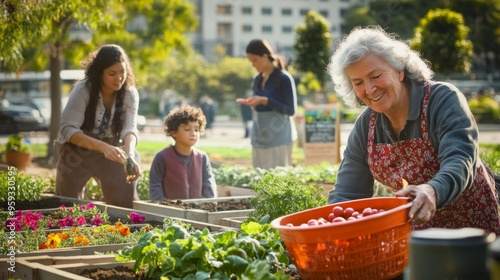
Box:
[76, 216, 87, 226]
[5, 218, 21, 232]
[129, 212, 146, 224]
[57, 216, 74, 228]
[91, 215, 104, 226]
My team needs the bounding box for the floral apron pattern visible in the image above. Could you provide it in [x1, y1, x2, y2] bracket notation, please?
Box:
[367, 83, 500, 234]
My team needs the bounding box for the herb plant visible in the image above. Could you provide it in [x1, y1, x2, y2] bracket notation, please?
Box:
[248, 173, 327, 222]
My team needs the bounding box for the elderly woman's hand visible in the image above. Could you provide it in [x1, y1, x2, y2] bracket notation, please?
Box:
[395, 183, 437, 225]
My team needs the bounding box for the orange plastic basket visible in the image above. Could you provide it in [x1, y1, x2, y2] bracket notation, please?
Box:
[270, 197, 412, 280]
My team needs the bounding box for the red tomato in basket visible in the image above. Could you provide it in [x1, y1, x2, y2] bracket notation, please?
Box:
[351, 211, 360, 218]
[343, 207, 355, 218]
[317, 217, 329, 225]
[362, 207, 373, 216]
[332, 217, 346, 223]
[327, 212, 335, 221]
[307, 219, 319, 226]
[332, 206, 344, 217]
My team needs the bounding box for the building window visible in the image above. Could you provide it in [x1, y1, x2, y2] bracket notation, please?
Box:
[262, 25, 272, 33]
[242, 25, 252, 33]
[217, 4, 232, 15]
[282, 26, 293, 33]
[319, 10, 328, 18]
[241, 6, 252, 15]
[262, 7, 272, 15]
[340, 8, 349, 17]
[281, 8, 292, 16]
[217, 23, 232, 39]
[300, 9, 309, 16]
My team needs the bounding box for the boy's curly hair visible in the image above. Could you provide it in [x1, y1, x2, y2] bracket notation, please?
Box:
[164, 105, 207, 137]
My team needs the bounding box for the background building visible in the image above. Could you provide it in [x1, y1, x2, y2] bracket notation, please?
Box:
[188, 0, 368, 62]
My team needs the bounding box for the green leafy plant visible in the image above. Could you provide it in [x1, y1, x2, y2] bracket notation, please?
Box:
[213, 163, 338, 188]
[117, 219, 290, 279]
[4, 135, 31, 153]
[248, 173, 327, 222]
[0, 171, 47, 202]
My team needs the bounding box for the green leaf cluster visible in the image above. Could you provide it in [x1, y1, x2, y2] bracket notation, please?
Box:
[213, 164, 338, 188]
[411, 8, 473, 74]
[117, 221, 290, 279]
[293, 10, 332, 89]
[248, 173, 327, 222]
[0, 171, 47, 203]
[4, 135, 31, 153]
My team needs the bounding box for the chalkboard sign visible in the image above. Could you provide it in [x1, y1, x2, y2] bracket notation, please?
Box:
[304, 108, 337, 143]
[302, 104, 341, 165]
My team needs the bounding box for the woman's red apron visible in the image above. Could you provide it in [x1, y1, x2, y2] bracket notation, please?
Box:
[367, 83, 500, 234]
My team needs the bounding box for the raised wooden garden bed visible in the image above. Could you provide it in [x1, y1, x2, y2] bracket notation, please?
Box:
[133, 196, 255, 225]
[217, 185, 256, 197]
[3, 254, 134, 280]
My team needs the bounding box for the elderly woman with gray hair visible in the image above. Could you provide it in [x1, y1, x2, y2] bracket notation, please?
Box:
[327, 26, 500, 234]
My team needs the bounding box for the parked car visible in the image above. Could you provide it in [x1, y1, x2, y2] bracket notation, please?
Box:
[0, 103, 48, 134]
[137, 115, 146, 132]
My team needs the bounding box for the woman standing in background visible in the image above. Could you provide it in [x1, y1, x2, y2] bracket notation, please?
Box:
[237, 39, 297, 169]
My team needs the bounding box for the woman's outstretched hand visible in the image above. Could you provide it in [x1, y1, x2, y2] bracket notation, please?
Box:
[395, 183, 437, 225]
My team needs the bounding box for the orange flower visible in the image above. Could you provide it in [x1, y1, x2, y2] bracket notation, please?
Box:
[74, 235, 84, 245]
[115, 222, 123, 229]
[82, 236, 89, 246]
[71, 227, 79, 232]
[46, 233, 61, 248]
[58, 232, 70, 240]
[119, 225, 130, 236]
[74, 234, 90, 246]
[39, 242, 47, 249]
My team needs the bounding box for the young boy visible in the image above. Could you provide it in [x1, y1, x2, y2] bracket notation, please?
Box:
[149, 105, 217, 200]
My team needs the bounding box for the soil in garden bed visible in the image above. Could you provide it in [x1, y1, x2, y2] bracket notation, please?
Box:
[156, 198, 253, 211]
[0, 196, 75, 210]
[80, 265, 301, 279]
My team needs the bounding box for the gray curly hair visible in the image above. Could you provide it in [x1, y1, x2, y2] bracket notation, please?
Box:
[327, 26, 434, 107]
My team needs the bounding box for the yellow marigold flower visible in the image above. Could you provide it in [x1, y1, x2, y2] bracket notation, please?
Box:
[82, 236, 90, 246]
[106, 225, 115, 232]
[93, 228, 101, 234]
[119, 225, 130, 236]
[46, 233, 61, 249]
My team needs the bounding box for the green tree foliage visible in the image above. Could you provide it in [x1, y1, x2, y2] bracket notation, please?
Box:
[411, 9, 473, 75]
[0, 0, 197, 159]
[343, 0, 500, 71]
[447, 0, 500, 71]
[297, 72, 321, 96]
[161, 54, 254, 104]
[293, 11, 332, 91]
[342, 6, 377, 33]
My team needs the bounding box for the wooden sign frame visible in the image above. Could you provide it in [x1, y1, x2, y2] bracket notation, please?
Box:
[303, 103, 341, 166]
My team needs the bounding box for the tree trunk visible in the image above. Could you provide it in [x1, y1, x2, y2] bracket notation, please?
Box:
[47, 43, 62, 165]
